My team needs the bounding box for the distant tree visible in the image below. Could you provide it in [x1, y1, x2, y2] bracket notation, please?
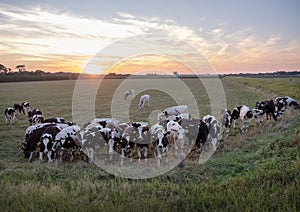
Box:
[0, 64, 8, 74]
[15, 65, 26, 72]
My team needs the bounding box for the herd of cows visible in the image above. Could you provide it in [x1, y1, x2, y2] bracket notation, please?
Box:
[4, 93, 300, 165]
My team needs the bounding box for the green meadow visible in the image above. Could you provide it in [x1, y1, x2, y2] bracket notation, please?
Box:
[0, 77, 299, 211]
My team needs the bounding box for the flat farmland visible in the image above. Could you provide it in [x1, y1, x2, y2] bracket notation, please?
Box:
[0, 77, 299, 211]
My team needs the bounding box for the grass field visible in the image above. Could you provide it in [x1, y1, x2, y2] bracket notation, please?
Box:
[0, 76, 299, 211]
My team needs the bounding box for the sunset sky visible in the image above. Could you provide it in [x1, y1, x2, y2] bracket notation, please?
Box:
[0, 0, 299, 74]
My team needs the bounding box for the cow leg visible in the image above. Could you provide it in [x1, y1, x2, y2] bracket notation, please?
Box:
[59, 149, 64, 162]
[47, 152, 53, 163]
[144, 147, 148, 162]
[39, 152, 43, 161]
[28, 152, 34, 162]
[226, 127, 230, 138]
[137, 147, 142, 161]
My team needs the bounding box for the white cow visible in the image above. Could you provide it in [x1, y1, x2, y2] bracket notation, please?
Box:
[138, 94, 150, 109]
[158, 105, 188, 121]
[124, 89, 135, 100]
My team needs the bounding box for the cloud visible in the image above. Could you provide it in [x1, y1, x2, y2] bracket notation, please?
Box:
[0, 3, 299, 73]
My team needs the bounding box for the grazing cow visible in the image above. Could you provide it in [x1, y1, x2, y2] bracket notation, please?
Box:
[13, 103, 23, 114]
[239, 105, 253, 132]
[166, 120, 185, 153]
[4, 107, 16, 124]
[202, 115, 221, 151]
[29, 114, 44, 125]
[138, 94, 150, 109]
[39, 125, 61, 162]
[252, 109, 264, 126]
[28, 108, 42, 118]
[264, 99, 279, 120]
[23, 123, 72, 161]
[150, 124, 169, 165]
[86, 118, 120, 130]
[158, 105, 188, 121]
[219, 109, 232, 138]
[23, 123, 54, 161]
[231, 106, 242, 129]
[52, 125, 81, 162]
[43, 117, 65, 124]
[80, 125, 112, 163]
[275, 96, 299, 112]
[124, 89, 135, 100]
[21, 102, 30, 116]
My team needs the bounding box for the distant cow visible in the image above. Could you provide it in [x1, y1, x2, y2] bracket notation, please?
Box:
[220, 109, 232, 138]
[239, 105, 253, 132]
[21, 102, 30, 116]
[28, 108, 42, 118]
[5, 107, 16, 125]
[13, 103, 23, 114]
[124, 89, 135, 100]
[29, 114, 44, 125]
[138, 94, 150, 109]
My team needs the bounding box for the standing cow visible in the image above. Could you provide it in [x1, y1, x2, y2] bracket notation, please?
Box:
[220, 109, 232, 138]
[138, 94, 150, 109]
[4, 107, 16, 125]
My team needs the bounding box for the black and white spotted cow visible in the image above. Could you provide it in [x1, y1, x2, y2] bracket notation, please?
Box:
[180, 118, 209, 151]
[85, 118, 120, 130]
[39, 125, 61, 162]
[158, 105, 189, 121]
[202, 115, 221, 151]
[132, 122, 151, 161]
[23, 123, 54, 161]
[120, 126, 137, 160]
[28, 108, 42, 118]
[4, 107, 16, 125]
[231, 106, 242, 129]
[124, 89, 135, 100]
[52, 125, 81, 162]
[220, 109, 232, 138]
[138, 94, 150, 109]
[275, 96, 299, 112]
[23, 123, 72, 161]
[80, 125, 112, 163]
[43, 117, 66, 124]
[239, 105, 253, 132]
[251, 109, 264, 126]
[29, 114, 44, 125]
[264, 99, 280, 120]
[21, 102, 30, 116]
[150, 123, 169, 165]
[13, 103, 23, 114]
